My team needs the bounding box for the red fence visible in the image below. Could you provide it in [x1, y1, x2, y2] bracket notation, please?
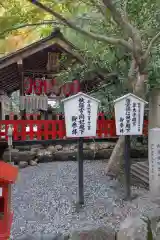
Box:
[0, 114, 148, 141]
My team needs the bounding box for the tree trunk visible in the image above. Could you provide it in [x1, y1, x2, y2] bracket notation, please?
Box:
[105, 136, 125, 176]
[133, 73, 147, 98]
[105, 70, 147, 176]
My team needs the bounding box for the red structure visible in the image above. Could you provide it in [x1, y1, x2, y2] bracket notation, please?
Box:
[24, 77, 81, 97]
[0, 161, 18, 239]
[0, 113, 148, 141]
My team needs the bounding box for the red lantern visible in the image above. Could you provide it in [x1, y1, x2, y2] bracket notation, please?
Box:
[52, 79, 61, 96]
[72, 79, 80, 95]
[54, 86, 61, 96]
[46, 79, 52, 95]
[40, 79, 47, 94]
[24, 77, 33, 94]
[33, 79, 42, 95]
[52, 78, 56, 87]
[62, 82, 72, 97]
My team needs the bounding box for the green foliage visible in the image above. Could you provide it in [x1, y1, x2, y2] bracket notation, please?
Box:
[56, 0, 160, 98]
[0, 0, 159, 104]
[0, 1, 47, 37]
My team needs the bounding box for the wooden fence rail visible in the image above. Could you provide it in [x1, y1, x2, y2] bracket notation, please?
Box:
[0, 117, 148, 141]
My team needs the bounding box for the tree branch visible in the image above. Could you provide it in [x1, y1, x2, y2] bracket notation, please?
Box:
[0, 16, 108, 37]
[143, 31, 160, 61]
[102, 0, 142, 48]
[123, 0, 128, 20]
[27, 0, 133, 51]
[90, 0, 105, 16]
[0, 20, 61, 37]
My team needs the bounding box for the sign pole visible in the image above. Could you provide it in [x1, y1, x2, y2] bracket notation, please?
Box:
[124, 135, 131, 200]
[7, 125, 13, 163]
[77, 137, 84, 205]
[114, 93, 148, 201]
[62, 92, 100, 206]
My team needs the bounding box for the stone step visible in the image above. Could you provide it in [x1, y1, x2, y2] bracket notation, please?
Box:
[131, 161, 149, 175]
[137, 161, 149, 170]
[131, 170, 149, 185]
[131, 161, 149, 185]
[131, 166, 149, 181]
[131, 166, 149, 180]
[132, 162, 149, 174]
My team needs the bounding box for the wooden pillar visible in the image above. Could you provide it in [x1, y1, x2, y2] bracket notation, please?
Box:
[149, 88, 160, 129]
[17, 59, 25, 119]
[148, 88, 160, 196]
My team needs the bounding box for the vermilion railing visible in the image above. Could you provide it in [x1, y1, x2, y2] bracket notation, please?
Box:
[0, 115, 148, 141]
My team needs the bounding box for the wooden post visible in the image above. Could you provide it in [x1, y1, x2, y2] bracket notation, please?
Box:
[77, 137, 84, 205]
[17, 59, 25, 119]
[44, 111, 48, 120]
[124, 135, 131, 200]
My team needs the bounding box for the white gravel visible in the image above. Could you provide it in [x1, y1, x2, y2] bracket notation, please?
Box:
[11, 160, 157, 239]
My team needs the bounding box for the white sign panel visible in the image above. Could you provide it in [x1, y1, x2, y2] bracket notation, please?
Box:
[0, 187, 2, 197]
[114, 93, 147, 135]
[149, 128, 160, 195]
[62, 92, 100, 137]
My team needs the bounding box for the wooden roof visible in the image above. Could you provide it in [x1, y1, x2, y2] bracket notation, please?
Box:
[0, 161, 18, 184]
[0, 28, 84, 94]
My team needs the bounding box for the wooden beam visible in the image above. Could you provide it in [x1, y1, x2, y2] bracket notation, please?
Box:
[0, 38, 84, 70]
[17, 59, 25, 119]
[24, 69, 57, 74]
[0, 39, 57, 70]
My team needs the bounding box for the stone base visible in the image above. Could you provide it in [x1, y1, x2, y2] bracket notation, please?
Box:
[2, 141, 148, 168]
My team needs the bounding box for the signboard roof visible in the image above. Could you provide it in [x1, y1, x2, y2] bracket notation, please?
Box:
[114, 93, 148, 104]
[61, 92, 100, 103]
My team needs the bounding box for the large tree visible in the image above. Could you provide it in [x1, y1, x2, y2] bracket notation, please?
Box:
[25, 0, 160, 175]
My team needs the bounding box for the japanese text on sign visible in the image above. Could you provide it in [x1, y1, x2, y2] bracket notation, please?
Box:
[71, 116, 78, 136]
[71, 97, 93, 136]
[137, 103, 141, 132]
[149, 142, 160, 187]
[87, 100, 91, 131]
[70, 97, 95, 136]
[157, 144, 160, 177]
[132, 102, 137, 127]
[79, 97, 85, 135]
[115, 94, 146, 135]
[63, 92, 99, 138]
[119, 117, 124, 134]
[149, 129, 160, 195]
[151, 144, 155, 180]
[125, 98, 131, 133]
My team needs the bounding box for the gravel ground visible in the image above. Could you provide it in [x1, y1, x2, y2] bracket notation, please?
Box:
[11, 160, 157, 239]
